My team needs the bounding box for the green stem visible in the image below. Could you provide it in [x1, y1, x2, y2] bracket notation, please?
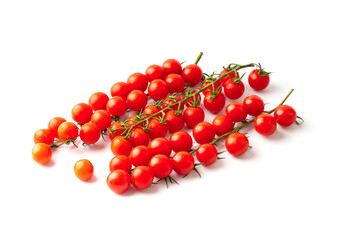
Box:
[194, 52, 204, 65]
[267, 89, 294, 114]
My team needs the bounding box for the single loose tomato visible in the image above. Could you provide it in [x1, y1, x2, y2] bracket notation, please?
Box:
[169, 131, 192, 152]
[110, 82, 131, 100]
[47, 117, 66, 138]
[148, 137, 172, 157]
[145, 64, 165, 81]
[172, 151, 194, 175]
[183, 89, 201, 107]
[254, 113, 277, 136]
[183, 106, 205, 128]
[204, 91, 226, 114]
[225, 102, 248, 122]
[109, 155, 132, 173]
[182, 64, 203, 85]
[193, 122, 215, 144]
[164, 110, 185, 133]
[90, 110, 112, 131]
[127, 73, 148, 92]
[129, 128, 150, 147]
[147, 118, 167, 139]
[223, 79, 245, 99]
[106, 96, 127, 116]
[71, 103, 93, 124]
[107, 170, 130, 194]
[164, 74, 185, 93]
[126, 90, 148, 111]
[74, 159, 94, 181]
[130, 166, 154, 190]
[33, 129, 54, 145]
[57, 122, 79, 141]
[248, 69, 270, 91]
[162, 58, 182, 76]
[196, 144, 218, 166]
[32, 143, 52, 165]
[274, 105, 297, 127]
[243, 95, 265, 116]
[225, 132, 249, 156]
[148, 79, 169, 101]
[111, 136, 132, 156]
[212, 115, 233, 136]
[108, 122, 124, 140]
[88, 92, 109, 111]
[80, 122, 101, 144]
[129, 145, 152, 167]
[149, 154, 173, 179]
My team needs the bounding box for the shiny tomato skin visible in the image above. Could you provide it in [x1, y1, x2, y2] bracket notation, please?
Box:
[243, 95, 265, 116]
[225, 132, 249, 156]
[110, 82, 131, 100]
[34, 129, 54, 145]
[193, 122, 215, 144]
[127, 73, 148, 92]
[183, 106, 205, 128]
[107, 170, 131, 194]
[172, 151, 195, 175]
[106, 96, 127, 116]
[219, 69, 239, 86]
[148, 79, 169, 101]
[126, 90, 148, 111]
[32, 143, 52, 165]
[111, 136, 132, 156]
[254, 113, 277, 136]
[147, 118, 167, 139]
[204, 92, 226, 114]
[162, 58, 182, 76]
[212, 115, 233, 136]
[169, 131, 193, 152]
[274, 105, 297, 127]
[164, 74, 185, 93]
[109, 155, 132, 173]
[71, 103, 93, 124]
[183, 89, 201, 107]
[48, 117, 66, 138]
[196, 144, 218, 165]
[80, 122, 101, 144]
[74, 159, 94, 181]
[108, 122, 124, 140]
[164, 110, 185, 133]
[90, 110, 112, 131]
[129, 145, 152, 167]
[149, 154, 173, 179]
[130, 166, 154, 190]
[248, 69, 270, 91]
[223, 79, 244, 100]
[88, 92, 109, 111]
[143, 105, 160, 115]
[145, 64, 165, 81]
[182, 64, 203, 85]
[129, 128, 150, 147]
[148, 137, 172, 157]
[57, 122, 79, 141]
[225, 102, 248, 122]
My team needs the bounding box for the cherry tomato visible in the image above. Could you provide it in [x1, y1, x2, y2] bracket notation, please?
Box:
[80, 122, 101, 144]
[212, 115, 233, 136]
[106, 96, 127, 116]
[126, 90, 148, 111]
[169, 131, 192, 152]
[47, 117, 66, 138]
[110, 82, 131, 100]
[172, 151, 194, 175]
[74, 159, 94, 181]
[161, 96, 183, 113]
[193, 122, 215, 144]
[148, 137, 172, 157]
[130, 166, 154, 190]
[248, 69, 270, 91]
[149, 154, 173, 179]
[162, 58, 182, 76]
[219, 69, 239, 86]
[109, 155, 132, 173]
[243, 95, 265, 116]
[107, 169, 131, 194]
[71, 103, 93, 124]
[225, 132, 249, 156]
[223, 79, 244, 99]
[145, 64, 164, 81]
[254, 113, 277, 136]
[225, 102, 248, 122]
[111, 136, 132, 156]
[129, 127, 150, 147]
[164, 110, 185, 133]
[182, 64, 203, 85]
[88, 92, 109, 111]
[108, 122, 124, 140]
[147, 118, 167, 139]
[57, 122, 79, 141]
[164, 74, 185, 93]
[183, 106, 205, 128]
[90, 110, 112, 131]
[127, 73, 148, 92]
[274, 105, 297, 127]
[201, 78, 223, 96]
[148, 79, 169, 101]
[33, 129, 54, 145]
[32, 143, 52, 165]
[183, 89, 201, 107]
[143, 105, 160, 116]
[129, 145, 152, 167]
[196, 144, 218, 165]
[204, 91, 226, 114]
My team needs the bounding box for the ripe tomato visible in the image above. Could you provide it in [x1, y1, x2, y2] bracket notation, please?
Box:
[129, 128, 150, 147]
[212, 115, 233, 136]
[71, 103, 93, 124]
[223, 79, 244, 99]
[164, 110, 185, 133]
[88, 92, 109, 111]
[106, 96, 127, 116]
[110, 82, 131, 100]
[145, 64, 164, 81]
[254, 113, 277, 136]
[148, 79, 169, 101]
[274, 105, 297, 127]
[149, 154, 173, 179]
[162, 58, 182, 76]
[248, 69, 270, 91]
[243, 95, 265, 116]
[169, 131, 192, 152]
[74, 159, 94, 181]
[109, 155, 132, 173]
[80, 122, 101, 144]
[172, 151, 194, 175]
[182, 64, 203, 85]
[126, 90, 148, 111]
[196, 144, 218, 165]
[225, 132, 249, 156]
[164, 74, 185, 93]
[129, 145, 152, 167]
[48, 117, 66, 138]
[183, 89, 201, 107]
[127, 73, 148, 92]
[148, 137, 172, 157]
[143, 105, 160, 116]
[147, 118, 167, 139]
[225, 102, 248, 122]
[57, 122, 79, 141]
[219, 68, 239, 86]
[193, 122, 215, 144]
[204, 91, 226, 114]
[32, 143, 52, 165]
[33, 129, 54, 145]
[107, 169, 130, 194]
[108, 122, 124, 140]
[130, 166, 154, 190]
[111, 136, 132, 156]
[201, 78, 223, 96]
[183, 106, 205, 128]
[161, 96, 183, 113]
[90, 110, 112, 131]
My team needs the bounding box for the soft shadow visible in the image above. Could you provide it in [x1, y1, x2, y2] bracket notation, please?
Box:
[42, 160, 55, 168]
[85, 175, 98, 184]
[235, 148, 256, 161]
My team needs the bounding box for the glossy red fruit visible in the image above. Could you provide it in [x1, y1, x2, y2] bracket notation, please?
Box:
[33, 129, 54, 145]
[108, 122, 124, 140]
[182, 64, 203, 85]
[169, 131, 193, 152]
[148, 79, 169, 101]
[172, 151, 195, 175]
[148, 137, 172, 157]
[145, 64, 165, 81]
[248, 69, 270, 91]
[71, 103, 93, 124]
[48, 117, 66, 138]
[204, 91, 226, 114]
[243, 95, 265, 116]
[225, 102, 248, 122]
[57, 122, 79, 141]
[162, 59, 182, 76]
[111, 136, 132, 156]
[110, 82, 131, 100]
[212, 115, 233, 136]
[225, 132, 249, 156]
[223, 79, 245, 99]
[130, 166, 154, 190]
[80, 122, 101, 144]
[129, 128, 150, 147]
[164, 110, 185, 133]
[127, 73, 148, 92]
[109, 155, 132, 173]
[88, 92, 109, 111]
[196, 144, 218, 166]
[90, 110, 112, 131]
[126, 90, 148, 111]
[164, 74, 185, 93]
[107, 170, 130, 194]
[193, 122, 215, 144]
[274, 105, 297, 127]
[254, 113, 277, 136]
[147, 118, 167, 139]
[183, 106, 205, 128]
[106, 96, 127, 116]
[149, 154, 173, 179]
[129, 145, 152, 167]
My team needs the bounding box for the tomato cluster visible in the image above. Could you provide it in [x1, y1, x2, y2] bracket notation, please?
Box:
[31, 53, 300, 194]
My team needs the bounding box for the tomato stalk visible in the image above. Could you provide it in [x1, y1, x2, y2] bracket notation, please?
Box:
[194, 52, 204, 65]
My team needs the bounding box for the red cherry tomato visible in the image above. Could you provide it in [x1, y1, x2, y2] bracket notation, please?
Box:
[161, 96, 183, 113]
[172, 151, 194, 175]
[129, 128, 150, 147]
[219, 68, 239, 86]
[183, 106, 205, 128]
[148, 79, 169, 101]
[145, 64, 164, 81]
[254, 113, 277, 136]
[204, 91, 226, 114]
[182, 64, 203, 85]
[32, 143, 52, 165]
[130, 166, 154, 190]
[169, 131, 192, 152]
[147, 118, 167, 139]
[183, 89, 201, 107]
[274, 105, 297, 127]
[129, 145, 152, 167]
[127, 73, 148, 92]
[126, 90, 148, 111]
[196, 144, 218, 165]
[164, 74, 185, 93]
[225, 102, 248, 122]
[201, 78, 223, 96]
[162, 58, 182, 76]
[71, 103, 93, 124]
[111, 136, 132, 156]
[48, 117, 66, 138]
[164, 110, 185, 133]
[149, 154, 173, 179]
[212, 115, 233, 136]
[223, 79, 244, 99]
[148, 137, 172, 157]
[74, 159, 94, 181]
[90, 110, 112, 131]
[108, 122, 124, 140]
[106, 96, 127, 116]
[143, 105, 160, 116]
[109, 155, 132, 173]
[33, 129, 54, 145]
[243, 95, 265, 116]
[80, 122, 101, 144]
[193, 122, 215, 144]
[110, 82, 131, 100]
[57, 122, 79, 141]
[225, 132, 249, 156]
[248, 69, 270, 91]
[88, 92, 109, 111]
[107, 169, 130, 194]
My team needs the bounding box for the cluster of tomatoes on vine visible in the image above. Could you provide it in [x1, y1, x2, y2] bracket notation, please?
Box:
[31, 52, 300, 194]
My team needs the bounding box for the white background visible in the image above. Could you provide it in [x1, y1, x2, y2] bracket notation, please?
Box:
[1, 0, 338, 239]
